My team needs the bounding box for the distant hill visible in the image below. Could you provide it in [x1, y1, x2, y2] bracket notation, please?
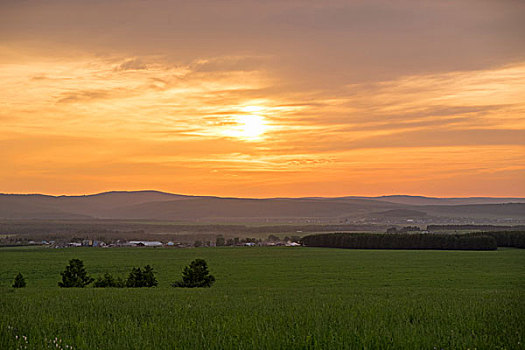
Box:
[0, 191, 190, 218]
[0, 191, 523, 223]
[0, 198, 91, 220]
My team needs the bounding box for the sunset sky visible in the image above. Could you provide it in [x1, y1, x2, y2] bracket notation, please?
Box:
[1, 0, 524, 197]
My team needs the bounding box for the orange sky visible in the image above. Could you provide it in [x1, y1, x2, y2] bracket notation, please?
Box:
[1, 0, 524, 197]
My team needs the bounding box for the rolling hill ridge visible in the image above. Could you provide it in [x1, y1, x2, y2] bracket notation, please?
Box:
[0, 191, 524, 223]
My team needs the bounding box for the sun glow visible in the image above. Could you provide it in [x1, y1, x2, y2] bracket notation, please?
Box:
[215, 104, 275, 141]
[235, 114, 269, 140]
[219, 111, 270, 141]
[241, 105, 265, 113]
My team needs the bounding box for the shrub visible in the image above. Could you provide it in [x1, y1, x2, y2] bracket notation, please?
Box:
[172, 258, 215, 288]
[58, 259, 94, 288]
[142, 265, 158, 287]
[12, 272, 26, 288]
[126, 267, 143, 288]
[126, 265, 158, 287]
[94, 273, 125, 288]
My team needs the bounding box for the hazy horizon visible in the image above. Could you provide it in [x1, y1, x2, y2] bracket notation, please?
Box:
[2, 189, 525, 200]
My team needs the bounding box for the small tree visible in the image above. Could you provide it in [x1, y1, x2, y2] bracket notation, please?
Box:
[12, 272, 26, 288]
[126, 267, 144, 287]
[142, 265, 158, 287]
[172, 258, 215, 288]
[58, 259, 93, 288]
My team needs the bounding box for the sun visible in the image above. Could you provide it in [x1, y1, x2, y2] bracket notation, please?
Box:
[218, 105, 273, 141]
[221, 112, 269, 141]
[237, 114, 268, 139]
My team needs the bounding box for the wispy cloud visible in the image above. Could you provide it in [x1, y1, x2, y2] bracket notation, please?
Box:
[114, 58, 148, 71]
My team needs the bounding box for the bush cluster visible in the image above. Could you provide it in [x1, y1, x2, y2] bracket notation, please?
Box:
[57, 259, 159, 288]
[93, 265, 159, 288]
[93, 273, 125, 288]
[125, 265, 158, 288]
[301, 233, 498, 250]
[53, 258, 214, 288]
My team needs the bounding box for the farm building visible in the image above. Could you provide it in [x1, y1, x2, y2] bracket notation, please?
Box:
[129, 241, 163, 247]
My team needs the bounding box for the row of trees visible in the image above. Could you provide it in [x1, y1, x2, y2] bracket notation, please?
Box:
[386, 226, 420, 234]
[470, 231, 525, 248]
[214, 236, 260, 247]
[54, 258, 214, 288]
[213, 234, 302, 247]
[301, 233, 498, 250]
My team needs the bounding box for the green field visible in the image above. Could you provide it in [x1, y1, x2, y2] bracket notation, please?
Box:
[1, 247, 524, 349]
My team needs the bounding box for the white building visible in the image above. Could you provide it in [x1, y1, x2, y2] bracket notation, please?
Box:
[129, 241, 163, 247]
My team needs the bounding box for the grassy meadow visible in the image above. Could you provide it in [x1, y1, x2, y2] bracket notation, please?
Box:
[0, 246, 524, 349]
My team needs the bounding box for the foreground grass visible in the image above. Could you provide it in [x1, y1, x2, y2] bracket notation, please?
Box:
[1, 247, 523, 349]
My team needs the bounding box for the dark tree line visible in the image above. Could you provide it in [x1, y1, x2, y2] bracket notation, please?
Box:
[301, 232, 498, 250]
[469, 231, 525, 249]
